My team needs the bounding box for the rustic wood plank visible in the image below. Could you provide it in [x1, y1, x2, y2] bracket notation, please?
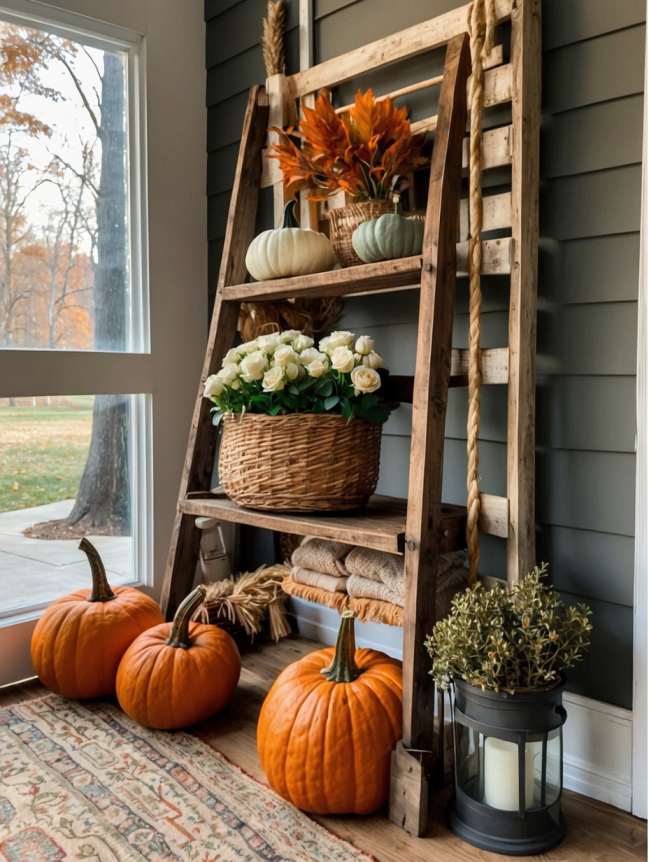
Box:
[459, 192, 512, 240]
[411, 63, 513, 135]
[395, 33, 471, 837]
[288, 0, 512, 97]
[261, 123, 513, 189]
[221, 238, 511, 302]
[479, 493, 509, 538]
[179, 495, 468, 555]
[507, 0, 541, 586]
[161, 87, 268, 618]
[385, 347, 509, 401]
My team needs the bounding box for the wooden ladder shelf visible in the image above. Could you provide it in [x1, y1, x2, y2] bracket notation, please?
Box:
[162, 0, 539, 839]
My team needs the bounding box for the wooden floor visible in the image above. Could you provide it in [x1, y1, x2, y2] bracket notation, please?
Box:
[2, 635, 646, 862]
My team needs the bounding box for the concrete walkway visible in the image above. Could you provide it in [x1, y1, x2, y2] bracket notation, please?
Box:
[0, 500, 133, 617]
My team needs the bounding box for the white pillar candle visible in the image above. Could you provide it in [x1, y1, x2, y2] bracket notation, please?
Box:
[483, 737, 535, 811]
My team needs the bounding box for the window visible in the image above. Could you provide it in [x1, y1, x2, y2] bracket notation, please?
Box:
[0, 7, 147, 352]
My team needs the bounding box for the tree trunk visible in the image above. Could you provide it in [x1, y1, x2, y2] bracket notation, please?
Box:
[64, 53, 130, 534]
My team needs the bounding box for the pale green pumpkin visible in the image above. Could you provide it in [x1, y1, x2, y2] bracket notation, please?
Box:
[351, 210, 425, 263]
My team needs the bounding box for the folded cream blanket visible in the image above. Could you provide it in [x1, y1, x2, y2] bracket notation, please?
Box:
[344, 546, 404, 597]
[291, 537, 350, 577]
[347, 574, 404, 607]
[291, 566, 348, 593]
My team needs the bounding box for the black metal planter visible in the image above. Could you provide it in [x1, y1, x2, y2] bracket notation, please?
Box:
[449, 677, 567, 856]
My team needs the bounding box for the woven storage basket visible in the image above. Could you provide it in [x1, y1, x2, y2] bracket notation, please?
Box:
[219, 412, 381, 511]
[327, 199, 392, 267]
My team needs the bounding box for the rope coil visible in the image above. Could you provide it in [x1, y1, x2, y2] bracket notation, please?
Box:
[466, 0, 496, 584]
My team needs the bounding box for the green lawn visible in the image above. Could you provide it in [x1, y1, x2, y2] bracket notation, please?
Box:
[0, 398, 93, 513]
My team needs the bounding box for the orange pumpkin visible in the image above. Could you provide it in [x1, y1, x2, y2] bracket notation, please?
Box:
[31, 538, 163, 699]
[257, 610, 403, 814]
[116, 585, 240, 729]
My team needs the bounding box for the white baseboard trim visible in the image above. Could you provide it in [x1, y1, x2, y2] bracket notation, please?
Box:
[290, 599, 634, 814]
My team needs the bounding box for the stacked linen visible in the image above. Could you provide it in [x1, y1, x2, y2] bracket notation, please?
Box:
[290, 537, 350, 593]
[345, 547, 405, 606]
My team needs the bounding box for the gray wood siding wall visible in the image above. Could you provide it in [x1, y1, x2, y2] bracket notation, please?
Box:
[206, 0, 645, 708]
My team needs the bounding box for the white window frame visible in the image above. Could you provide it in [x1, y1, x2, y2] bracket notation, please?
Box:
[0, 0, 207, 684]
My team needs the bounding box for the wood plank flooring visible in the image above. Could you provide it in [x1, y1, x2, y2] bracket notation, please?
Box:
[1, 636, 646, 862]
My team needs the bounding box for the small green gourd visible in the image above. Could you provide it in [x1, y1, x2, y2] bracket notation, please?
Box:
[351, 201, 424, 263]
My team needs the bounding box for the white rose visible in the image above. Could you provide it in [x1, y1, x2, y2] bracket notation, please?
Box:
[307, 358, 328, 378]
[351, 366, 381, 395]
[239, 338, 260, 354]
[262, 365, 285, 392]
[319, 330, 355, 354]
[362, 350, 384, 369]
[240, 350, 268, 382]
[285, 362, 300, 381]
[280, 329, 301, 343]
[330, 346, 355, 373]
[273, 345, 300, 367]
[223, 347, 241, 365]
[230, 379, 241, 390]
[218, 363, 239, 384]
[299, 347, 323, 365]
[355, 335, 374, 355]
[257, 333, 281, 353]
[204, 374, 224, 398]
[293, 333, 314, 352]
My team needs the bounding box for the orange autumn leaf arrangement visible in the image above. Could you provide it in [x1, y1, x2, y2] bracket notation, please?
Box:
[269, 89, 425, 202]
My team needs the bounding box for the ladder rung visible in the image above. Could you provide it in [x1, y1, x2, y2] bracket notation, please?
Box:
[479, 493, 509, 538]
[221, 239, 511, 302]
[385, 348, 509, 401]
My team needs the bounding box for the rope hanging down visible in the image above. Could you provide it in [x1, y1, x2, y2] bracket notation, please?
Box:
[466, 0, 496, 585]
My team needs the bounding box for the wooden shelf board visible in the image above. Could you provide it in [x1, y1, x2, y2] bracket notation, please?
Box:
[179, 494, 468, 555]
[221, 239, 511, 303]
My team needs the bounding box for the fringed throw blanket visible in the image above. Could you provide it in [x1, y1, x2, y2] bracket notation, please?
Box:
[292, 566, 349, 593]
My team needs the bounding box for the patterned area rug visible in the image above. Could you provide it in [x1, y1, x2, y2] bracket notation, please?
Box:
[0, 695, 375, 862]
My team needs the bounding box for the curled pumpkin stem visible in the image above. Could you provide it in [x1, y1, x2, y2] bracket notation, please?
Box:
[166, 585, 207, 649]
[79, 537, 116, 603]
[321, 609, 361, 682]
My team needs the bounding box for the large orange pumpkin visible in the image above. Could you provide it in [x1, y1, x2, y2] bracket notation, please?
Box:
[257, 610, 403, 814]
[31, 538, 164, 699]
[116, 584, 240, 729]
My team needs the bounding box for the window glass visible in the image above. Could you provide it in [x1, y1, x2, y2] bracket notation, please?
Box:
[0, 19, 136, 351]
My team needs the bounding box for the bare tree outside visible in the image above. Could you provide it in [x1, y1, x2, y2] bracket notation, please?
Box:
[1, 22, 133, 537]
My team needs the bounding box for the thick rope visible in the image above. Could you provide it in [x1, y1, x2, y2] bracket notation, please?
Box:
[466, 0, 496, 585]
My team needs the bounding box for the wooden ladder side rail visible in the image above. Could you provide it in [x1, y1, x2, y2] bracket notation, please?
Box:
[507, 0, 541, 586]
[161, 86, 269, 617]
[389, 33, 471, 838]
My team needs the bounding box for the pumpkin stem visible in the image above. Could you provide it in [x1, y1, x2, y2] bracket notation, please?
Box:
[321, 610, 361, 682]
[166, 585, 207, 649]
[79, 537, 116, 602]
[282, 198, 299, 229]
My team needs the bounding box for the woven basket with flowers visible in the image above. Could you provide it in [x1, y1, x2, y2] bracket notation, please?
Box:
[203, 328, 396, 511]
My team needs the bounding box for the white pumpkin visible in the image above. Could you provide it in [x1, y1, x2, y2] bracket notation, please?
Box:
[245, 200, 336, 281]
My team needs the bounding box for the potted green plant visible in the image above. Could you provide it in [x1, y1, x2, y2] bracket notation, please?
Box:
[425, 564, 592, 855]
[203, 328, 396, 512]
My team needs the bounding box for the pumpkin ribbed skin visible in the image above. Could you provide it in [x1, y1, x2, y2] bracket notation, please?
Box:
[116, 589, 240, 729]
[245, 198, 336, 281]
[257, 615, 402, 814]
[31, 582, 163, 700]
[352, 212, 424, 263]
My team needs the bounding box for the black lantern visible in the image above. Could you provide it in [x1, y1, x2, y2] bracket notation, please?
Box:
[449, 677, 567, 856]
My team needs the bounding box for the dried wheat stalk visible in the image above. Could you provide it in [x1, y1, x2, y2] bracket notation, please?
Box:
[262, 0, 286, 77]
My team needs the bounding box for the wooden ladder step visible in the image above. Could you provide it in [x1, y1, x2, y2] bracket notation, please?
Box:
[221, 239, 511, 302]
[179, 492, 509, 552]
[385, 347, 509, 397]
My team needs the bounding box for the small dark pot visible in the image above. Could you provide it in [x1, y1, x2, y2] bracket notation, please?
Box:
[449, 677, 567, 856]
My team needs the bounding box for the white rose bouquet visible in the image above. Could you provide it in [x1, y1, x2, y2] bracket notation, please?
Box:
[203, 329, 396, 425]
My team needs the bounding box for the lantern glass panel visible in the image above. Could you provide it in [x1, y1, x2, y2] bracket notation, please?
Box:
[544, 728, 562, 806]
[455, 721, 485, 803]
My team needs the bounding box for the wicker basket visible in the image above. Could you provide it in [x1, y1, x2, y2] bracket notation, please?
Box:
[327, 199, 393, 267]
[219, 412, 382, 511]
